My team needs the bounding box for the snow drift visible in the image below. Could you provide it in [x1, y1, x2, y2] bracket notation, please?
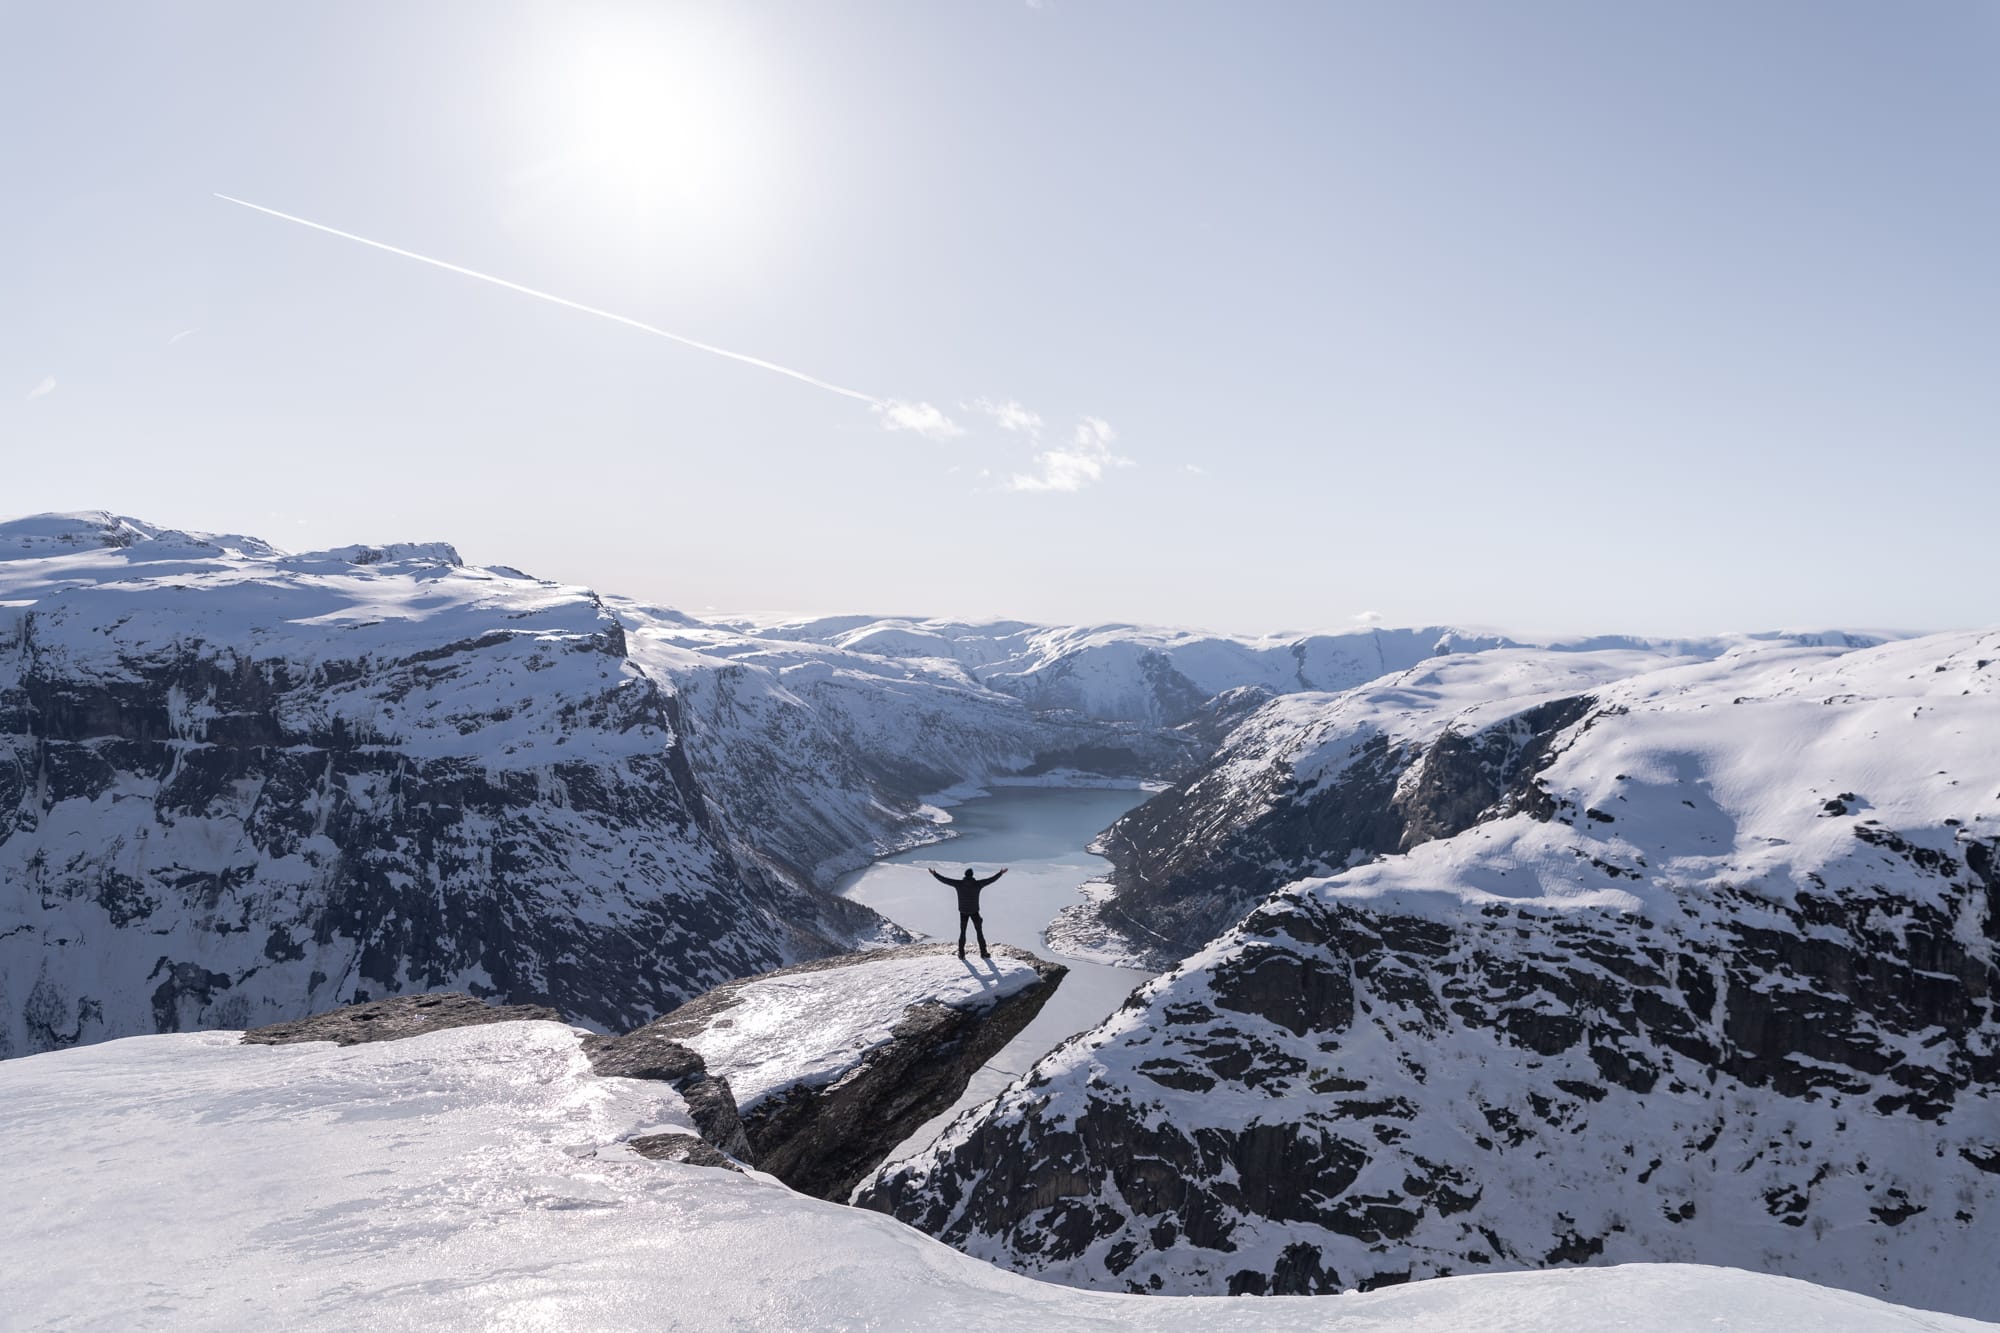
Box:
[0, 1020, 1982, 1331]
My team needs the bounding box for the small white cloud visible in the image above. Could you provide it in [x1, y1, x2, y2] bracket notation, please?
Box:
[876, 399, 964, 440]
[25, 375, 55, 401]
[1352, 610, 1383, 626]
[970, 397, 1044, 434]
[1009, 416, 1133, 493]
[1183, 463, 1207, 475]
[168, 327, 199, 346]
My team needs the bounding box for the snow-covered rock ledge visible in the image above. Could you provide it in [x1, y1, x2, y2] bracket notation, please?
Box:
[597, 942, 1066, 1200]
[237, 946, 1067, 1202]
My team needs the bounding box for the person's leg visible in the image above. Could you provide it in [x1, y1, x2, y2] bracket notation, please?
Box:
[958, 912, 970, 956]
[973, 914, 989, 956]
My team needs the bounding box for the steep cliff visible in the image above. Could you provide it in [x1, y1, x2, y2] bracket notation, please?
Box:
[595, 942, 1065, 1199]
[1069, 637, 1885, 966]
[863, 633, 2000, 1319]
[0, 514, 1116, 1055]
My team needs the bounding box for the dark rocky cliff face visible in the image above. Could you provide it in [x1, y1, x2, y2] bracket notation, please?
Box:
[1094, 687, 1595, 965]
[864, 874, 2000, 1311]
[0, 596, 887, 1054]
[862, 638, 2000, 1320]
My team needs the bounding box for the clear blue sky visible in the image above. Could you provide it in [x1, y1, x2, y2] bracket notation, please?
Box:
[4, 2, 1994, 635]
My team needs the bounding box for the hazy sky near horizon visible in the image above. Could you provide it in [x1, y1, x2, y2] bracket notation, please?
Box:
[4, 2, 1994, 637]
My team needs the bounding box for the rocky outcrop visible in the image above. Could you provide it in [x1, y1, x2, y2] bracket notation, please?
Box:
[241, 990, 755, 1169]
[606, 943, 1066, 1200]
[581, 1021, 754, 1161]
[241, 991, 561, 1046]
[1086, 658, 1631, 965]
[240, 948, 1069, 1198]
[863, 635, 2000, 1320]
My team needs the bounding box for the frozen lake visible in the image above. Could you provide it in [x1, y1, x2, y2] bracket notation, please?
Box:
[839, 785, 1155, 1157]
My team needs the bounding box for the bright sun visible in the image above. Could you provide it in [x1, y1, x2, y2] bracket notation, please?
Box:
[513, 9, 791, 266]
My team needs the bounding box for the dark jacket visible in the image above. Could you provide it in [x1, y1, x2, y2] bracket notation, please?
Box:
[931, 869, 1005, 915]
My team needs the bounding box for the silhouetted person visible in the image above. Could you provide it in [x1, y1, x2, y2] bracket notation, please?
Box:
[930, 867, 1007, 958]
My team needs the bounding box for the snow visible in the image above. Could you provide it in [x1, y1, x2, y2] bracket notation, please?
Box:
[0, 1023, 1985, 1331]
[752, 613, 1896, 727]
[0, 511, 1211, 1052]
[5, 509, 1986, 1322]
[1290, 632, 2000, 922]
[872, 629, 2000, 1314]
[676, 954, 1043, 1109]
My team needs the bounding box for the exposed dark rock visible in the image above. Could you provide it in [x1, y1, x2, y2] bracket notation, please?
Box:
[627, 1132, 742, 1171]
[241, 991, 562, 1046]
[864, 633, 2000, 1319]
[240, 990, 761, 1165]
[1090, 693, 1596, 965]
[581, 1028, 755, 1162]
[618, 943, 1066, 1201]
[2, 612, 898, 1053]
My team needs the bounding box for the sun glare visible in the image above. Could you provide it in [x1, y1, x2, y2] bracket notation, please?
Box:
[511, 10, 791, 268]
[565, 43, 742, 214]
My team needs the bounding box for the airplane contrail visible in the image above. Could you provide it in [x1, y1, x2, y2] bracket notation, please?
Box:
[213, 193, 883, 406]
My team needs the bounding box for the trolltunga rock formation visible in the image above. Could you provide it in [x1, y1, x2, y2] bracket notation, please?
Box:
[596, 942, 1066, 1199]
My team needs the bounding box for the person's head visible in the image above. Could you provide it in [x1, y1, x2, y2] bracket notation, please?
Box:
[961, 868, 978, 879]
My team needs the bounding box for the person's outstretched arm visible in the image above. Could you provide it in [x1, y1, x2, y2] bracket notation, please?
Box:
[929, 869, 955, 887]
[976, 869, 1008, 889]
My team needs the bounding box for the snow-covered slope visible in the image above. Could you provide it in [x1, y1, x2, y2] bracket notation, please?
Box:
[0, 1022, 1984, 1331]
[617, 610, 1181, 882]
[864, 633, 2000, 1318]
[751, 614, 1883, 728]
[1067, 647, 1701, 962]
[3, 513, 853, 1051]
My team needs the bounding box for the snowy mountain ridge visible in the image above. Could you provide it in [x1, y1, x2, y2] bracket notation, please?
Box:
[863, 631, 2000, 1318]
[746, 608, 1890, 728]
[4, 509, 1992, 1323]
[6, 508, 1850, 1060]
[0, 511, 1156, 1055]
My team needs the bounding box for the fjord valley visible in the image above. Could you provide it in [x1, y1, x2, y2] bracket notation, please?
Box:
[1, 510, 1994, 1326]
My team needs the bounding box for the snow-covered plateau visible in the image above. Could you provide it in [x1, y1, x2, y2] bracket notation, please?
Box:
[1, 1021, 1985, 1331]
